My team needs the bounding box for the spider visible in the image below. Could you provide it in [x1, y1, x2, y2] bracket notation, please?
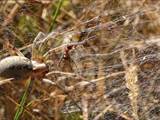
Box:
[0, 32, 93, 84]
[0, 39, 48, 85]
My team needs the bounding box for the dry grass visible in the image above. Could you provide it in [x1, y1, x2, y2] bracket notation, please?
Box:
[0, 0, 160, 120]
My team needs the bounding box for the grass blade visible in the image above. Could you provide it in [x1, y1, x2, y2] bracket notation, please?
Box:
[49, 0, 64, 32]
[14, 78, 32, 120]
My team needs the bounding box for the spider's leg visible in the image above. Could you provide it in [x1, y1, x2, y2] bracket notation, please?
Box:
[0, 78, 14, 86]
[57, 53, 65, 67]
[4, 40, 24, 57]
[32, 32, 46, 61]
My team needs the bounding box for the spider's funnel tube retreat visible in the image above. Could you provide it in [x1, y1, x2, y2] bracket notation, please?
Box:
[0, 56, 48, 83]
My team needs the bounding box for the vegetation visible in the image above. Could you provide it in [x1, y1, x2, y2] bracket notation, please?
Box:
[0, 0, 160, 120]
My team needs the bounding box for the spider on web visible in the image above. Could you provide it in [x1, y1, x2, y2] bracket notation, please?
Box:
[0, 39, 49, 85]
[0, 31, 95, 85]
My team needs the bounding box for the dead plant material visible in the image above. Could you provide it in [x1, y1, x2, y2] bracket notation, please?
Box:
[120, 50, 139, 120]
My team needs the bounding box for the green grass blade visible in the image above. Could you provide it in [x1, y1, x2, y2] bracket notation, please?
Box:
[14, 78, 32, 120]
[49, 0, 64, 32]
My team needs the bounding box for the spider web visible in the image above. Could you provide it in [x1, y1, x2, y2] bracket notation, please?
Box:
[0, 1, 160, 119]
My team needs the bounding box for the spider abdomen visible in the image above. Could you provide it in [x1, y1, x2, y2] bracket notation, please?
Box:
[0, 56, 33, 80]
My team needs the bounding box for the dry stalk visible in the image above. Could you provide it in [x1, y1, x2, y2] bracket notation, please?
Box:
[2, 3, 19, 27]
[50, 92, 66, 120]
[61, 71, 125, 92]
[81, 93, 89, 120]
[96, 60, 105, 101]
[93, 105, 112, 120]
[120, 50, 139, 120]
